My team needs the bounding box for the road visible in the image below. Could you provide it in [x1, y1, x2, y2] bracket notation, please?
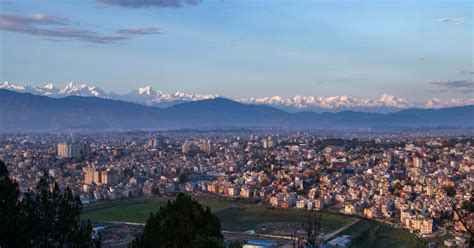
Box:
[323, 218, 360, 241]
[97, 218, 361, 243]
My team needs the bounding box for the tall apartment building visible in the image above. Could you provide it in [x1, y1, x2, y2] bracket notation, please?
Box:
[182, 141, 195, 154]
[83, 166, 100, 185]
[148, 138, 164, 148]
[57, 142, 90, 158]
[413, 157, 423, 168]
[83, 166, 119, 186]
[93, 169, 101, 184]
[199, 140, 214, 154]
[262, 137, 274, 149]
[101, 169, 119, 185]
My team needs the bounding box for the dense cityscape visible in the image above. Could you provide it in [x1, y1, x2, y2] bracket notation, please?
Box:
[0, 131, 472, 247]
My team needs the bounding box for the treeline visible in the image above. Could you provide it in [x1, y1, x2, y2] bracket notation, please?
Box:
[0, 161, 98, 248]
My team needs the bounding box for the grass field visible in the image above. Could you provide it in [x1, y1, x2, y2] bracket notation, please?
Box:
[82, 195, 354, 232]
[83, 196, 427, 247]
[340, 219, 426, 248]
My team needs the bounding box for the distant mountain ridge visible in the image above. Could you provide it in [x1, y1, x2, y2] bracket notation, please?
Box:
[1, 89, 473, 131]
[0, 82, 218, 108]
[2, 81, 473, 112]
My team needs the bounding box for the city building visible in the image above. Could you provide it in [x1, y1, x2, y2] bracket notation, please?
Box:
[199, 140, 214, 154]
[57, 142, 90, 158]
[83, 166, 101, 185]
[101, 169, 119, 185]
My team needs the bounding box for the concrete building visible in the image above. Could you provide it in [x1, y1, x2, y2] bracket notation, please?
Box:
[182, 141, 195, 154]
[262, 137, 274, 149]
[83, 166, 101, 185]
[243, 239, 277, 248]
[101, 169, 119, 185]
[199, 140, 214, 154]
[58, 142, 90, 158]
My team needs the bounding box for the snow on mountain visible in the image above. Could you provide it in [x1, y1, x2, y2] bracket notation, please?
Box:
[1, 82, 473, 110]
[424, 98, 443, 108]
[1, 82, 25, 91]
[0, 81, 111, 98]
[0, 82, 218, 106]
[0, 81, 50, 95]
[123, 85, 162, 103]
[445, 98, 474, 106]
[57, 82, 110, 97]
[122, 86, 218, 105]
[42, 83, 59, 95]
[44, 83, 55, 90]
[137, 85, 154, 96]
[377, 94, 409, 108]
[243, 93, 411, 110]
[172, 91, 217, 101]
[424, 98, 474, 109]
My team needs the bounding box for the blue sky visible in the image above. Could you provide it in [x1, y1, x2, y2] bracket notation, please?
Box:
[0, 0, 472, 101]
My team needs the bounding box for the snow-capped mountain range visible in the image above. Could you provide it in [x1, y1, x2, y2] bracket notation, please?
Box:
[122, 85, 218, 106]
[1, 81, 473, 112]
[243, 94, 411, 109]
[0, 82, 217, 106]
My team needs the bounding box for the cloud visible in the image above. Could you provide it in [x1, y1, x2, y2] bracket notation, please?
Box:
[430, 80, 474, 92]
[98, 0, 203, 8]
[117, 27, 160, 35]
[335, 78, 363, 82]
[434, 18, 466, 25]
[0, 13, 69, 26]
[0, 13, 160, 43]
[460, 70, 474, 75]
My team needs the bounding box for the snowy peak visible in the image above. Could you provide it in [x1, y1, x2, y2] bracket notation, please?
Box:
[123, 85, 218, 105]
[43, 83, 59, 95]
[1, 82, 473, 111]
[1, 81, 25, 91]
[1, 81, 110, 98]
[138, 85, 154, 95]
[58, 82, 109, 98]
[378, 93, 395, 102]
[173, 91, 217, 101]
[424, 98, 442, 108]
[378, 94, 408, 107]
[88, 86, 106, 97]
[59, 81, 80, 94]
[243, 94, 411, 110]
[424, 98, 474, 109]
[44, 83, 56, 90]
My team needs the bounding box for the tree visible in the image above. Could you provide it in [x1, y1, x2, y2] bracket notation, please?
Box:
[444, 186, 473, 246]
[227, 241, 242, 248]
[178, 171, 189, 182]
[302, 170, 323, 248]
[0, 161, 25, 247]
[304, 210, 323, 248]
[191, 235, 224, 248]
[289, 223, 303, 248]
[462, 199, 474, 212]
[20, 173, 95, 247]
[0, 161, 97, 247]
[131, 193, 223, 248]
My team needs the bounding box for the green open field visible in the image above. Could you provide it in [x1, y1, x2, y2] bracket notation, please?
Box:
[82, 196, 426, 247]
[341, 219, 426, 248]
[82, 195, 354, 232]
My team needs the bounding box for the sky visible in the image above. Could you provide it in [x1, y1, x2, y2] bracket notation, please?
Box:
[0, 0, 472, 102]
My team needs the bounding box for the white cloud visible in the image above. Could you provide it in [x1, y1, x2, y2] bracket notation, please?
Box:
[434, 18, 466, 25]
